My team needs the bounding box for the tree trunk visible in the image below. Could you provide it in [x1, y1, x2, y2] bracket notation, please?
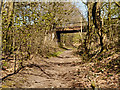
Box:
[85, 2, 93, 56]
[92, 2, 104, 53]
[0, 1, 3, 82]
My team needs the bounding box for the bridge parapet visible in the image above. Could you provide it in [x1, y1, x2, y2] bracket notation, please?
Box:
[56, 25, 86, 32]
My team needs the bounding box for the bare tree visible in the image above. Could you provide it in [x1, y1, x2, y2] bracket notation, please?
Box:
[92, 2, 104, 53]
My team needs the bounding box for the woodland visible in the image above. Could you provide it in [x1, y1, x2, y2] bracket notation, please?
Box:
[0, 0, 120, 89]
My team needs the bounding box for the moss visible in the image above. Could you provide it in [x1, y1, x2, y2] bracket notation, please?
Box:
[2, 85, 9, 88]
[3, 80, 15, 87]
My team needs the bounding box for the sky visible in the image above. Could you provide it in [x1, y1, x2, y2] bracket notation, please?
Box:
[75, 0, 88, 20]
[4, 0, 87, 19]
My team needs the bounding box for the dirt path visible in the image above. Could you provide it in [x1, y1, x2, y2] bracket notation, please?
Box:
[3, 49, 119, 88]
[21, 50, 84, 88]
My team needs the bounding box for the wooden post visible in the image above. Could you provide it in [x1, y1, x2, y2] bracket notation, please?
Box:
[81, 17, 82, 33]
[81, 17, 83, 42]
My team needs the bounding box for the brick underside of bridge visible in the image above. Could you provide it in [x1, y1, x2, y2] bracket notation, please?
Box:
[56, 29, 85, 43]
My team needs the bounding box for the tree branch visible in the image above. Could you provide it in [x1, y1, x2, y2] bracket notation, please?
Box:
[81, 0, 87, 5]
[114, 0, 120, 7]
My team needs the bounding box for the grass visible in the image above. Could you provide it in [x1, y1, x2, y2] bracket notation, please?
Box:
[50, 51, 62, 57]
[46, 51, 63, 58]
[3, 61, 8, 67]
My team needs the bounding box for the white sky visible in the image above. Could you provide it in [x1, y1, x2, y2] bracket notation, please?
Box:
[74, 0, 88, 20]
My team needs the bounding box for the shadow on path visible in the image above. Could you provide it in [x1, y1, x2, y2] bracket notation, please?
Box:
[60, 46, 72, 50]
[2, 63, 51, 81]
